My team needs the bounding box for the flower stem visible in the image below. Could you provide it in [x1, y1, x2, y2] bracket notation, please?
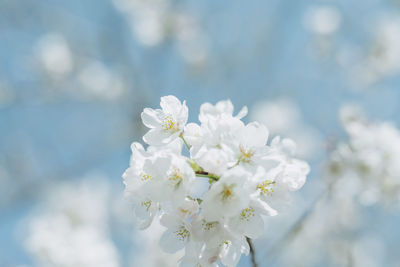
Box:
[228, 160, 240, 169]
[195, 173, 219, 181]
[247, 237, 258, 267]
[179, 133, 191, 150]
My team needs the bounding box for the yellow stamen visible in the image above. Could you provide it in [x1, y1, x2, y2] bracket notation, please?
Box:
[140, 172, 151, 182]
[239, 145, 255, 164]
[175, 226, 189, 241]
[257, 180, 275, 196]
[201, 220, 218, 231]
[221, 184, 235, 201]
[168, 166, 183, 188]
[141, 200, 152, 211]
[162, 115, 179, 133]
[240, 207, 255, 221]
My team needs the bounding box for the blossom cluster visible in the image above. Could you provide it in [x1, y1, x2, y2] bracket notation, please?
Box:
[329, 106, 400, 206]
[279, 106, 397, 267]
[25, 178, 119, 267]
[123, 95, 310, 266]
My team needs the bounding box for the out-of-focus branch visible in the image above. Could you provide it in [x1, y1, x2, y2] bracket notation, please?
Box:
[263, 178, 337, 264]
[247, 237, 258, 267]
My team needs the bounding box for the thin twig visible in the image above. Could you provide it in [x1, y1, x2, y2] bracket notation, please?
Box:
[247, 237, 258, 267]
[195, 172, 219, 181]
[263, 178, 338, 263]
[179, 134, 191, 150]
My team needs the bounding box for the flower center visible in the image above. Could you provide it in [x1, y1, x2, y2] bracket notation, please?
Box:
[162, 115, 179, 133]
[168, 166, 183, 188]
[140, 172, 151, 182]
[175, 226, 189, 241]
[239, 145, 255, 164]
[220, 184, 235, 201]
[240, 207, 255, 221]
[141, 200, 152, 211]
[201, 220, 218, 231]
[257, 180, 275, 196]
[219, 240, 231, 248]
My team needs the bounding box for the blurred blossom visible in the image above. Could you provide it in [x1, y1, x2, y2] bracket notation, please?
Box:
[25, 175, 120, 267]
[34, 33, 74, 78]
[250, 98, 322, 159]
[282, 194, 363, 267]
[78, 61, 125, 101]
[304, 6, 341, 35]
[1, 0, 400, 266]
[32, 33, 126, 102]
[329, 105, 400, 206]
[353, 16, 400, 86]
[277, 105, 400, 267]
[370, 17, 400, 74]
[280, 172, 379, 267]
[175, 14, 208, 66]
[112, 0, 208, 66]
[303, 5, 342, 60]
[112, 0, 169, 46]
[350, 236, 385, 267]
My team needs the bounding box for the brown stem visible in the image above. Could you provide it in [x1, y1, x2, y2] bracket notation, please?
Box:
[246, 237, 258, 267]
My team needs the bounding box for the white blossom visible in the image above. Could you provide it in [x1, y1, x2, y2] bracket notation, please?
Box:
[329, 105, 400, 205]
[141, 95, 188, 146]
[202, 168, 252, 221]
[25, 178, 119, 267]
[122, 95, 310, 266]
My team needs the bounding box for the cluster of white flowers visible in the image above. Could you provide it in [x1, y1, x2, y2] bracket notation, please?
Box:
[112, 0, 208, 65]
[33, 32, 126, 101]
[25, 178, 119, 267]
[279, 106, 396, 267]
[280, 186, 364, 267]
[123, 95, 310, 266]
[329, 106, 400, 206]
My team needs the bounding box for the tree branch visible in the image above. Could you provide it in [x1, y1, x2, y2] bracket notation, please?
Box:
[247, 237, 258, 267]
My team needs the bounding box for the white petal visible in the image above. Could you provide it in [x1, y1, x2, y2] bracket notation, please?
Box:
[199, 102, 215, 123]
[159, 229, 186, 253]
[129, 142, 146, 166]
[177, 100, 189, 126]
[146, 156, 171, 178]
[160, 213, 181, 228]
[134, 201, 157, 230]
[236, 105, 248, 119]
[196, 148, 229, 176]
[183, 123, 203, 147]
[254, 199, 278, 217]
[220, 241, 244, 267]
[143, 128, 170, 146]
[215, 100, 234, 114]
[242, 122, 269, 148]
[244, 214, 264, 239]
[141, 108, 162, 128]
[281, 138, 297, 155]
[160, 95, 182, 116]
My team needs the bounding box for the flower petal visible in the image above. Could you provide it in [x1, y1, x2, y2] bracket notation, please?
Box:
[141, 108, 162, 128]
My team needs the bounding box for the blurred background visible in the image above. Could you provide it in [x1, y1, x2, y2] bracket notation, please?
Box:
[1, 0, 400, 266]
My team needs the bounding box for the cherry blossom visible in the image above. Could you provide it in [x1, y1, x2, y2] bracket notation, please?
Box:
[123, 95, 310, 266]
